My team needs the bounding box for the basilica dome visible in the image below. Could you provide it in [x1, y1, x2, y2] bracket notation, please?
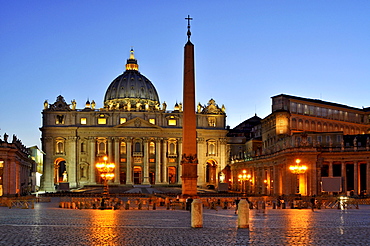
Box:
[104, 49, 160, 110]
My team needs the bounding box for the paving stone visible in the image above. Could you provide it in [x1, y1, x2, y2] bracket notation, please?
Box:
[0, 198, 368, 245]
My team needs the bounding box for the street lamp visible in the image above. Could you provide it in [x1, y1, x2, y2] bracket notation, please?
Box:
[289, 159, 307, 194]
[238, 170, 251, 196]
[96, 156, 115, 197]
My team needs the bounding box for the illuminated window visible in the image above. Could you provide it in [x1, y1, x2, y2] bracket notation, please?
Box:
[168, 119, 177, 126]
[208, 141, 216, 156]
[208, 117, 216, 127]
[149, 142, 155, 154]
[98, 118, 107, 124]
[149, 118, 155, 124]
[120, 142, 126, 154]
[169, 143, 175, 154]
[56, 115, 64, 124]
[120, 118, 126, 124]
[56, 140, 64, 154]
[80, 118, 87, 125]
[149, 158, 155, 163]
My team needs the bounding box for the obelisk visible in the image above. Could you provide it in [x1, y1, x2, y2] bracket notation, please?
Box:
[181, 15, 198, 196]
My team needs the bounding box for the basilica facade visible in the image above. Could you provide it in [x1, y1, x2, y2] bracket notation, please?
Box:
[40, 50, 228, 191]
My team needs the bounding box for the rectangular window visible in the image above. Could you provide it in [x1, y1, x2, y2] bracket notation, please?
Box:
[149, 118, 155, 124]
[297, 104, 302, 114]
[98, 118, 107, 124]
[290, 102, 296, 113]
[304, 105, 309, 115]
[120, 118, 126, 124]
[168, 119, 177, 126]
[80, 118, 87, 125]
[326, 136, 331, 143]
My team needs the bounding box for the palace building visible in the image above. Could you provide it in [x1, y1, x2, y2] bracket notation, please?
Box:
[230, 94, 370, 197]
[40, 49, 228, 192]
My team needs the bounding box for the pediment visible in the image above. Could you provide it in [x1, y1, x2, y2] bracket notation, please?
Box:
[115, 117, 162, 129]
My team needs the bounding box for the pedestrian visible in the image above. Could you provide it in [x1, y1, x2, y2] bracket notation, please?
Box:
[235, 197, 240, 214]
[310, 195, 316, 211]
[186, 197, 193, 211]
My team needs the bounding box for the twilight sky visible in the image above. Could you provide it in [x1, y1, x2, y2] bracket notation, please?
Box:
[1, 1, 370, 147]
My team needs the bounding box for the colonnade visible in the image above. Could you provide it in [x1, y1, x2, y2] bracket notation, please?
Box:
[324, 160, 370, 195]
[86, 137, 184, 186]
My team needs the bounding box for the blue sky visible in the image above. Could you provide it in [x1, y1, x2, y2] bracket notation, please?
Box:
[1, 1, 370, 147]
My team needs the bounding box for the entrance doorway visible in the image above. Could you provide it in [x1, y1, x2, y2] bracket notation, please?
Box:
[120, 172, 126, 184]
[54, 158, 66, 184]
[206, 159, 217, 184]
[133, 166, 142, 184]
[168, 167, 177, 184]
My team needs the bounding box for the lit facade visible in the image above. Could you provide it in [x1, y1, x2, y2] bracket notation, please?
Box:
[230, 94, 370, 196]
[0, 134, 35, 196]
[40, 50, 228, 192]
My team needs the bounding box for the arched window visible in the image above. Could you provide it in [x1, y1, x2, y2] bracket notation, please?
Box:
[98, 142, 106, 154]
[317, 122, 322, 131]
[208, 141, 216, 156]
[311, 121, 316, 131]
[56, 141, 64, 154]
[135, 142, 141, 152]
[120, 142, 126, 154]
[149, 142, 155, 154]
[298, 119, 303, 130]
[305, 120, 309, 130]
[169, 143, 175, 155]
[291, 118, 297, 129]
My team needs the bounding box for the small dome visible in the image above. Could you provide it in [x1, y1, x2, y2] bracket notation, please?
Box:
[104, 49, 160, 110]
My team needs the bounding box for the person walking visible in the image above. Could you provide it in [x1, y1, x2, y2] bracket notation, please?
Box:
[310, 196, 316, 211]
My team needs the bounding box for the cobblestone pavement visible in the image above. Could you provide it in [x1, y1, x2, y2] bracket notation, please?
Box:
[0, 198, 369, 245]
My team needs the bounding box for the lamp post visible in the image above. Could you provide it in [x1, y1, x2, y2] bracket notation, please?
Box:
[238, 170, 251, 197]
[289, 159, 307, 194]
[96, 156, 115, 197]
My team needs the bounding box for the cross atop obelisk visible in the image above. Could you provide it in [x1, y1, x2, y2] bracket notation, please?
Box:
[185, 15, 193, 41]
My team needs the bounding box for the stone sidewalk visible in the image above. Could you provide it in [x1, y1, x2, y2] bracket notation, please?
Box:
[0, 198, 369, 245]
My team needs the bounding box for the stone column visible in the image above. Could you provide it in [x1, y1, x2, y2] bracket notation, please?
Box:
[196, 138, 205, 186]
[143, 138, 150, 185]
[66, 136, 77, 188]
[155, 138, 162, 184]
[354, 161, 358, 195]
[177, 138, 183, 184]
[162, 138, 168, 183]
[89, 137, 96, 184]
[341, 162, 346, 194]
[40, 137, 55, 191]
[126, 138, 133, 185]
[329, 161, 333, 177]
[113, 137, 120, 185]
